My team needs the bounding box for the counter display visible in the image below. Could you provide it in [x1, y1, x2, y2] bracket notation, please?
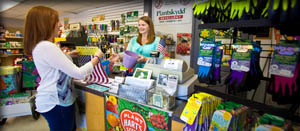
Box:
[74, 80, 186, 131]
[105, 93, 171, 131]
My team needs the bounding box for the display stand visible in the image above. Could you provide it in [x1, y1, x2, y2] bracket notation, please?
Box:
[190, 17, 300, 123]
[104, 92, 172, 131]
[0, 61, 40, 125]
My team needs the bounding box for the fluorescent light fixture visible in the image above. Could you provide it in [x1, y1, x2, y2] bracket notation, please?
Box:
[0, 0, 24, 12]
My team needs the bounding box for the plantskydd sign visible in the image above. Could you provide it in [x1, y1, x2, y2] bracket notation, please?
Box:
[153, 0, 192, 25]
[156, 8, 186, 16]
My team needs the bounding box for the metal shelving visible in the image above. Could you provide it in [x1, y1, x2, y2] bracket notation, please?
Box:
[198, 19, 276, 29]
[5, 36, 23, 39]
[194, 85, 300, 123]
[0, 47, 23, 49]
[0, 54, 23, 57]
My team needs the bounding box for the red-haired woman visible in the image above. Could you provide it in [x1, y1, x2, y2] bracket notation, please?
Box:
[24, 6, 106, 130]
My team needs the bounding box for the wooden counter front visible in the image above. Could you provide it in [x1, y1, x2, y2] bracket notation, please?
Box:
[85, 92, 105, 131]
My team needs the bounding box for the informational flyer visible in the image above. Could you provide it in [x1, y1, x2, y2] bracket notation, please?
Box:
[75, 46, 99, 55]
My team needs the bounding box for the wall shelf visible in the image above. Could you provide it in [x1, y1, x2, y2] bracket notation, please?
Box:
[122, 21, 138, 25]
[198, 19, 277, 29]
[0, 54, 23, 57]
[5, 36, 23, 39]
[0, 47, 23, 49]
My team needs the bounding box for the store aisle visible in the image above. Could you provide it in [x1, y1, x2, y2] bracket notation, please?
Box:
[0, 115, 49, 131]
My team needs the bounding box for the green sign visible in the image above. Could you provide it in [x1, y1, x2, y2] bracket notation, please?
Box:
[105, 93, 170, 131]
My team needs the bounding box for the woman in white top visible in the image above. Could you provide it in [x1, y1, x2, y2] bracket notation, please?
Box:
[23, 6, 107, 131]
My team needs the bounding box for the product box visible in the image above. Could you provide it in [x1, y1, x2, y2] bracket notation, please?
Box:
[101, 59, 110, 75]
[0, 66, 21, 97]
[148, 88, 175, 110]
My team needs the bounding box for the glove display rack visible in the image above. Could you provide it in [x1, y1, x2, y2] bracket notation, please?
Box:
[190, 1, 300, 124]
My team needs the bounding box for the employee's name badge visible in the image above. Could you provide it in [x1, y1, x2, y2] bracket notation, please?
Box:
[76, 46, 99, 55]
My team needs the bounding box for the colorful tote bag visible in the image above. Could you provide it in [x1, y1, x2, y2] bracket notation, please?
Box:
[22, 61, 41, 88]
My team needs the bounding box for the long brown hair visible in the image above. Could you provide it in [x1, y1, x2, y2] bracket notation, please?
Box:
[137, 16, 155, 45]
[23, 6, 59, 56]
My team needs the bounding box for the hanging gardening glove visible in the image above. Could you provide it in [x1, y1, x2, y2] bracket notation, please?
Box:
[289, 0, 300, 22]
[230, 0, 252, 20]
[268, 40, 300, 104]
[225, 41, 254, 92]
[194, 0, 211, 22]
[261, 0, 272, 18]
[197, 39, 216, 84]
[212, 46, 223, 84]
[242, 43, 263, 91]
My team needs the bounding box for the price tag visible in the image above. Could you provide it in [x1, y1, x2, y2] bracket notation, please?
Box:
[163, 59, 179, 70]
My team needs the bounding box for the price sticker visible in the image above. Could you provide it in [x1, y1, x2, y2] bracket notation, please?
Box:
[164, 59, 179, 70]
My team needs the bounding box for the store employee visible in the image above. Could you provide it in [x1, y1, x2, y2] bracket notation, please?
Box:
[110, 16, 165, 68]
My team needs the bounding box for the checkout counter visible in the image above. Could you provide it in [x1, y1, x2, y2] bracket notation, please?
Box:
[74, 58, 197, 131]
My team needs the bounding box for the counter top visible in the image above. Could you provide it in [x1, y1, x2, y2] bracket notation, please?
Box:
[74, 80, 105, 97]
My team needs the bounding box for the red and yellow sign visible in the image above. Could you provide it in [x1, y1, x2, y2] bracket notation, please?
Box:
[120, 109, 147, 131]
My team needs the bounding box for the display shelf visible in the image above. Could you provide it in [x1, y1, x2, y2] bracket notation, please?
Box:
[0, 39, 5, 41]
[0, 54, 23, 57]
[87, 21, 111, 25]
[0, 47, 23, 49]
[5, 36, 23, 39]
[107, 31, 120, 35]
[191, 15, 300, 124]
[120, 34, 138, 37]
[198, 19, 277, 29]
[0, 103, 32, 118]
[120, 21, 138, 25]
[194, 85, 300, 123]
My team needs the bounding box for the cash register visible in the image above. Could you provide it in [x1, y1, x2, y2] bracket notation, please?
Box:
[143, 51, 197, 100]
